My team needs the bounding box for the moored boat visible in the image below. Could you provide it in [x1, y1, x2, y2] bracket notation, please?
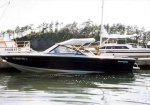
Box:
[0, 37, 32, 68]
[0, 38, 136, 74]
[87, 27, 150, 68]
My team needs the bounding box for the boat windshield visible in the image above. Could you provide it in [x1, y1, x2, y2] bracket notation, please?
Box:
[49, 45, 84, 55]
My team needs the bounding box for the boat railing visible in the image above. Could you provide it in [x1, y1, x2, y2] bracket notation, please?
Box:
[61, 44, 93, 56]
[0, 41, 31, 53]
[69, 44, 98, 56]
[15, 41, 30, 48]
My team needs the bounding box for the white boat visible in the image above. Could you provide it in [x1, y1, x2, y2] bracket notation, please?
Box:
[0, 38, 31, 53]
[0, 37, 32, 68]
[94, 0, 147, 69]
[99, 43, 150, 57]
[0, 1, 33, 69]
[96, 30, 150, 68]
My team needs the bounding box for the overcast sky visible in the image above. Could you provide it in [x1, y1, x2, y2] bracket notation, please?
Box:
[0, 0, 150, 31]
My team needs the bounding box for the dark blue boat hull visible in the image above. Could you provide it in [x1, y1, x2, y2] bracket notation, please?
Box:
[1, 55, 135, 73]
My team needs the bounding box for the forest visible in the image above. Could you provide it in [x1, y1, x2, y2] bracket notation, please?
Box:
[1, 19, 150, 51]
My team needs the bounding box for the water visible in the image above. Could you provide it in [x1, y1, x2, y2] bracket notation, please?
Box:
[0, 69, 150, 105]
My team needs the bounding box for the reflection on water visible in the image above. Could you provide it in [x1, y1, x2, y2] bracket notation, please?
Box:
[0, 69, 150, 105]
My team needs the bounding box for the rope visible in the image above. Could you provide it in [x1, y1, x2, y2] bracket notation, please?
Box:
[0, 1, 10, 22]
[0, 1, 9, 9]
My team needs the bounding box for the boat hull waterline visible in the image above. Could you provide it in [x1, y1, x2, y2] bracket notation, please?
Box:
[1, 55, 135, 74]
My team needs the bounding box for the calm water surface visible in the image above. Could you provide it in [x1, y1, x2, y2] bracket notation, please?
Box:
[0, 69, 150, 105]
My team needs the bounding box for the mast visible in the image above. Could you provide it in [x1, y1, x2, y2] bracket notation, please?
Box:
[100, 0, 104, 46]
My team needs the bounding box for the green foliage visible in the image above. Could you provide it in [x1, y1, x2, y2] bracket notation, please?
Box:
[1, 20, 150, 44]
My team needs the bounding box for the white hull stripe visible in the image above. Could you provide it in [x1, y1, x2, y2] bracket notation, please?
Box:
[8, 62, 103, 74]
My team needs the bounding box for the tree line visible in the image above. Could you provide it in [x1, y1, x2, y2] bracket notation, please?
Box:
[1, 19, 150, 44]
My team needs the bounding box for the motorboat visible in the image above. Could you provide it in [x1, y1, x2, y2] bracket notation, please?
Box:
[0, 37, 32, 68]
[0, 38, 136, 74]
[0, 38, 31, 53]
[99, 43, 150, 57]
[96, 28, 150, 57]
[0, 2, 32, 69]
[91, 27, 150, 68]
[97, 40, 150, 68]
[95, 0, 149, 68]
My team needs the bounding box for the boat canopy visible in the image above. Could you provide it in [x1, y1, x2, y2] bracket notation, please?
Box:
[101, 26, 139, 39]
[58, 38, 95, 45]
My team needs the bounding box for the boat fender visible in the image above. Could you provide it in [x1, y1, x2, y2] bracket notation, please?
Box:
[133, 63, 140, 70]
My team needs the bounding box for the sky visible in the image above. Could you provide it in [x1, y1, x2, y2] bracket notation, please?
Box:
[0, 0, 150, 31]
